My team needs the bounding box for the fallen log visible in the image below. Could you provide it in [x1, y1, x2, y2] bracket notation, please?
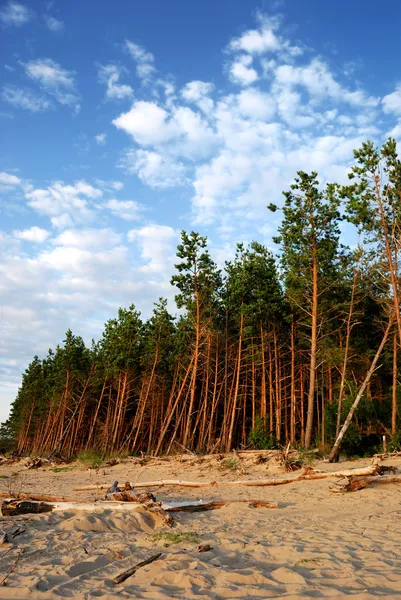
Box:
[333, 474, 401, 493]
[73, 463, 393, 491]
[373, 451, 401, 460]
[0, 491, 79, 503]
[165, 500, 278, 512]
[113, 552, 162, 585]
[2, 500, 54, 516]
[1, 500, 144, 516]
[1, 499, 171, 526]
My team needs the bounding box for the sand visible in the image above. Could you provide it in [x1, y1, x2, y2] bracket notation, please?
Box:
[0, 453, 401, 599]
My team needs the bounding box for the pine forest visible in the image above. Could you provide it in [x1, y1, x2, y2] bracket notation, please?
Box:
[3, 139, 401, 461]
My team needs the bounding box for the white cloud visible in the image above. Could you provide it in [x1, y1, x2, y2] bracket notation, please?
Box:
[125, 40, 156, 82]
[111, 181, 124, 191]
[25, 180, 102, 229]
[121, 149, 187, 188]
[95, 133, 107, 145]
[236, 87, 276, 120]
[113, 101, 178, 144]
[128, 225, 177, 273]
[113, 101, 217, 158]
[229, 22, 280, 55]
[229, 55, 258, 86]
[382, 84, 401, 116]
[24, 58, 80, 110]
[228, 13, 302, 58]
[44, 15, 64, 32]
[52, 228, 121, 250]
[274, 59, 378, 108]
[0, 1, 32, 26]
[2, 85, 51, 112]
[0, 172, 22, 187]
[98, 64, 133, 101]
[181, 80, 214, 113]
[13, 226, 50, 243]
[387, 121, 401, 139]
[104, 199, 143, 221]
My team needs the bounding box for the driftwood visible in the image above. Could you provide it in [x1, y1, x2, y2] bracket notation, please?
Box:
[374, 451, 401, 460]
[1, 500, 145, 516]
[73, 464, 394, 492]
[333, 474, 401, 493]
[106, 487, 173, 526]
[113, 552, 162, 585]
[1, 498, 172, 526]
[1, 500, 54, 516]
[0, 491, 79, 503]
[165, 500, 278, 512]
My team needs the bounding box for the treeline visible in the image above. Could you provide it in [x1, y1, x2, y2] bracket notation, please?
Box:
[2, 138, 401, 458]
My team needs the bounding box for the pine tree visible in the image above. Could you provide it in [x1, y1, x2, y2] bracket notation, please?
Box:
[270, 172, 342, 448]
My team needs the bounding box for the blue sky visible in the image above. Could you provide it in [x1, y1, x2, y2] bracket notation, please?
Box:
[1, 0, 401, 421]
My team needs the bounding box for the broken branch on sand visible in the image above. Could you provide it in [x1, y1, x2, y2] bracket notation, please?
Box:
[0, 548, 23, 586]
[113, 552, 162, 585]
[332, 474, 401, 493]
[165, 500, 278, 512]
[0, 491, 81, 503]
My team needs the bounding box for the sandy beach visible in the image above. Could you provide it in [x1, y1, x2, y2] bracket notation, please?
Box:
[0, 453, 401, 599]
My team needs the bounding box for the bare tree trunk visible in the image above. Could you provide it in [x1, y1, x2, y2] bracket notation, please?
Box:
[392, 331, 398, 436]
[290, 316, 296, 444]
[260, 323, 266, 420]
[305, 247, 318, 449]
[227, 311, 244, 452]
[336, 265, 357, 437]
[182, 275, 200, 448]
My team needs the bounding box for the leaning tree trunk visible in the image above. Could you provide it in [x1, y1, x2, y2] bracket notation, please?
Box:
[329, 314, 393, 462]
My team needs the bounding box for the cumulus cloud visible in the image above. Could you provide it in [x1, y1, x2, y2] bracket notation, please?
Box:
[25, 180, 103, 229]
[0, 1, 32, 26]
[235, 87, 276, 120]
[113, 101, 178, 144]
[2, 85, 51, 112]
[382, 84, 401, 116]
[229, 55, 258, 86]
[181, 80, 214, 113]
[24, 58, 80, 111]
[228, 13, 302, 57]
[13, 226, 50, 243]
[98, 64, 133, 101]
[0, 172, 22, 187]
[113, 101, 217, 159]
[229, 21, 280, 55]
[52, 228, 121, 249]
[120, 149, 187, 188]
[104, 199, 144, 221]
[128, 225, 177, 273]
[274, 59, 378, 108]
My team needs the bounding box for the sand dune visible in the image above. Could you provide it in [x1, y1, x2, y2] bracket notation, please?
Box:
[1, 455, 401, 599]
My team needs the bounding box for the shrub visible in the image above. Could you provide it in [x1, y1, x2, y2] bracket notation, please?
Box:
[77, 450, 103, 469]
[248, 418, 275, 450]
[220, 456, 240, 470]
